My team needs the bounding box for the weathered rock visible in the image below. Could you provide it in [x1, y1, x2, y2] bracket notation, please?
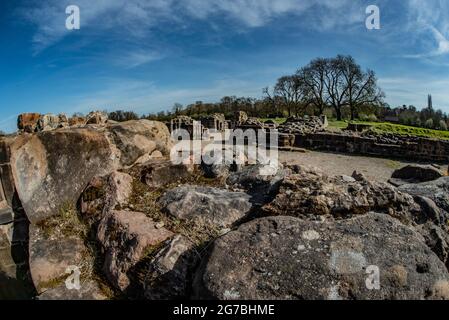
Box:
[68, 116, 86, 127]
[351, 170, 368, 182]
[37, 280, 108, 300]
[415, 222, 449, 270]
[398, 177, 449, 217]
[9, 129, 115, 224]
[143, 235, 198, 299]
[413, 196, 442, 224]
[263, 168, 419, 222]
[226, 164, 286, 204]
[278, 116, 327, 134]
[392, 165, 443, 184]
[140, 159, 192, 188]
[234, 111, 248, 125]
[58, 114, 69, 127]
[227, 164, 284, 190]
[80, 171, 133, 218]
[37, 114, 61, 132]
[159, 186, 252, 228]
[28, 225, 86, 294]
[86, 111, 108, 125]
[194, 213, 449, 300]
[107, 120, 172, 167]
[0, 226, 15, 278]
[17, 113, 41, 133]
[0, 225, 30, 300]
[201, 146, 247, 179]
[97, 210, 173, 291]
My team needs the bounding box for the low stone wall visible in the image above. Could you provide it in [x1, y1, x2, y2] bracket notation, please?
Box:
[288, 132, 449, 163]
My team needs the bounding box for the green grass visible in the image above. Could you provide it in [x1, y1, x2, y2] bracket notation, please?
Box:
[328, 120, 349, 129]
[260, 117, 449, 140]
[328, 120, 449, 140]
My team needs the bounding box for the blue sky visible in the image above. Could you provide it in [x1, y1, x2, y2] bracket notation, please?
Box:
[1, 0, 449, 132]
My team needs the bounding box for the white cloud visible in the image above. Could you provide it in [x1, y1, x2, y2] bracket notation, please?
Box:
[405, 0, 449, 58]
[431, 26, 449, 55]
[21, 0, 365, 53]
[114, 50, 164, 68]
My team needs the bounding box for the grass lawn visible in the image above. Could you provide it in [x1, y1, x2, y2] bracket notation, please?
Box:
[328, 120, 449, 140]
[260, 117, 449, 140]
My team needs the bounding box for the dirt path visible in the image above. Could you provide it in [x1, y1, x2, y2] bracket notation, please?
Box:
[279, 150, 445, 183]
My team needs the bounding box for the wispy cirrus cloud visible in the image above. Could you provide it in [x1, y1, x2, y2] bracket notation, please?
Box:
[404, 0, 449, 58]
[20, 0, 367, 53]
[113, 50, 165, 69]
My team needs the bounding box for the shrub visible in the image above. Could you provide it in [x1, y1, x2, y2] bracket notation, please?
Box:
[425, 118, 434, 129]
[439, 120, 448, 131]
[367, 114, 378, 122]
[358, 114, 369, 121]
[359, 114, 378, 122]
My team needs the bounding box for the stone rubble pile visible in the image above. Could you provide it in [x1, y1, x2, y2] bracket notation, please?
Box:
[278, 116, 328, 134]
[1, 114, 449, 300]
[17, 111, 109, 133]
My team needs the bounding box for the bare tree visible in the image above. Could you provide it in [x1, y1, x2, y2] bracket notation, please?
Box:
[172, 103, 183, 116]
[274, 75, 306, 117]
[263, 86, 282, 116]
[338, 55, 384, 120]
[324, 57, 348, 121]
[298, 58, 328, 115]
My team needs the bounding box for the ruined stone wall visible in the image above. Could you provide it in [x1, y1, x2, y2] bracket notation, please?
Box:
[0, 138, 14, 223]
[0, 137, 33, 299]
[291, 132, 449, 163]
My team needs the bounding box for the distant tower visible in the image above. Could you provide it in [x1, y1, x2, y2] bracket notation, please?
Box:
[428, 94, 433, 110]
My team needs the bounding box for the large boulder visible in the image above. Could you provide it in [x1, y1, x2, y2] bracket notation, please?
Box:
[28, 225, 87, 294]
[86, 111, 108, 125]
[68, 116, 86, 127]
[390, 165, 443, 186]
[263, 168, 419, 222]
[143, 235, 198, 299]
[37, 114, 63, 132]
[97, 210, 173, 291]
[226, 164, 286, 204]
[200, 145, 247, 179]
[80, 171, 133, 218]
[398, 177, 449, 215]
[159, 186, 252, 228]
[106, 120, 172, 167]
[415, 222, 449, 270]
[9, 129, 116, 224]
[17, 113, 41, 133]
[194, 214, 449, 300]
[139, 159, 192, 188]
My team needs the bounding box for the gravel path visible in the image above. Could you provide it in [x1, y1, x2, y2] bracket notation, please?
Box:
[279, 150, 445, 183]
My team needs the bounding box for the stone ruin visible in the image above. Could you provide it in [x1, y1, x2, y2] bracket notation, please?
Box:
[276, 115, 449, 163]
[234, 111, 248, 125]
[278, 115, 328, 135]
[2, 111, 449, 300]
[200, 113, 228, 131]
[17, 111, 109, 133]
[169, 115, 206, 138]
[0, 116, 173, 299]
